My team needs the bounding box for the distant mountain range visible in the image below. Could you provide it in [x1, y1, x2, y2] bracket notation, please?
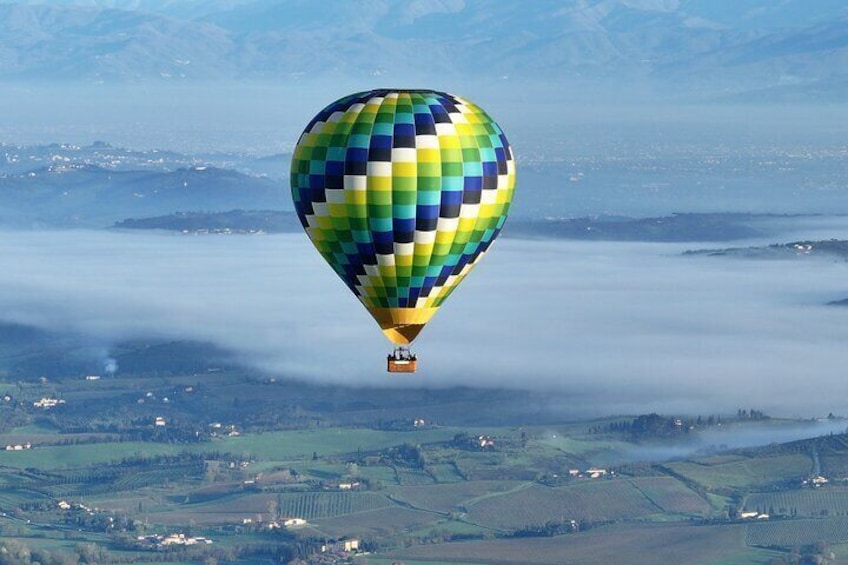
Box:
[0, 163, 286, 228]
[684, 239, 848, 261]
[114, 209, 302, 234]
[0, 141, 289, 178]
[2, 0, 847, 101]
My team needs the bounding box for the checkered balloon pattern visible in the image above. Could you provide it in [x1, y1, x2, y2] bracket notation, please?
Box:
[291, 89, 516, 344]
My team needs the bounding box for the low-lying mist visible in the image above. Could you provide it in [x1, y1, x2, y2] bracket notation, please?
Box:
[3, 229, 848, 418]
[619, 419, 848, 463]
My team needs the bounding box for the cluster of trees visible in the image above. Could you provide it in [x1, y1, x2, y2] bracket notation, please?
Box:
[507, 519, 581, 538]
[737, 408, 769, 420]
[384, 443, 426, 469]
[598, 413, 692, 439]
[0, 394, 31, 433]
[768, 541, 834, 565]
[0, 540, 120, 565]
[597, 409, 771, 439]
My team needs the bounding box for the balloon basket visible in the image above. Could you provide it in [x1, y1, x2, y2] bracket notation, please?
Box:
[387, 347, 417, 373]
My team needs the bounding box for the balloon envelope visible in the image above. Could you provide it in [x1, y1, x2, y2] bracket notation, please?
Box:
[291, 89, 516, 344]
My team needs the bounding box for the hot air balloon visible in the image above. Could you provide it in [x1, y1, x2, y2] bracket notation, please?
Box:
[290, 89, 515, 372]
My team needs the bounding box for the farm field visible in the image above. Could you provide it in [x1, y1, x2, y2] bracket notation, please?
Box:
[626, 476, 712, 516]
[746, 516, 848, 548]
[663, 453, 813, 491]
[209, 427, 466, 461]
[311, 505, 443, 538]
[373, 522, 777, 565]
[138, 491, 398, 525]
[746, 487, 848, 517]
[462, 477, 710, 531]
[389, 480, 524, 514]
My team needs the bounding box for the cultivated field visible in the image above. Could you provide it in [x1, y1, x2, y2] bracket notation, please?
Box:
[389, 480, 524, 514]
[312, 506, 443, 538]
[461, 478, 707, 530]
[746, 487, 848, 517]
[746, 516, 848, 547]
[627, 476, 712, 516]
[373, 522, 772, 565]
[663, 453, 812, 491]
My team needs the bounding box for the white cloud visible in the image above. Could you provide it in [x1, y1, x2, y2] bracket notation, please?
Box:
[2, 230, 848, 417]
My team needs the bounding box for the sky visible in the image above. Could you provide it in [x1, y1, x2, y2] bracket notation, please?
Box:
[3, 228, 848, 418]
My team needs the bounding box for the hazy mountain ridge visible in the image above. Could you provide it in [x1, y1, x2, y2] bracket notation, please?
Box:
[113, 209, 302, 233]
[1, 141, 289, 177]
[508, 213, 766, 242]
[684, 239, 848, 261]
[112, 210, 823, 244]
[2, 0, 847, 99]
[0, 163, 286, 228]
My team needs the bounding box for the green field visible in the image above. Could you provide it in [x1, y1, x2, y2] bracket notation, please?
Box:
[746, 487, 848, 517]
[462, 477, 708, 531]
[376, 522, 775, 565]
[746, 516, 848, 547]
[0, 441, 189, 469]
[0, 426, 465, 470]
[390, 480, 525, 514]
[312, 506, 444, 538]
[210, 427, 463, 461]
[664, 454, 813, 491]
[628, 476, 713, 516]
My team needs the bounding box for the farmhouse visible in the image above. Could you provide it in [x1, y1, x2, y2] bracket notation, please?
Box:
[321, 539, 360, 553]
[33, 397, 65, 409]
[283, 518, 307, 527]
[5, 443, 32, 451]
[478, 435, 495, 448]
[138, 533, 213, 547]
[338, 482, 361, 490]
[802, 475, 830, 487]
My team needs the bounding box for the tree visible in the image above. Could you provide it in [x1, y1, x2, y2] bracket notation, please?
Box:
[74, 543, 98, 564]
[0, 540, 32, 565]
[267, 498, 278, 521]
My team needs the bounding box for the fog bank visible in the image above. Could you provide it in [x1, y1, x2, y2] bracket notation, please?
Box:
[2, 230, 848, 417]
